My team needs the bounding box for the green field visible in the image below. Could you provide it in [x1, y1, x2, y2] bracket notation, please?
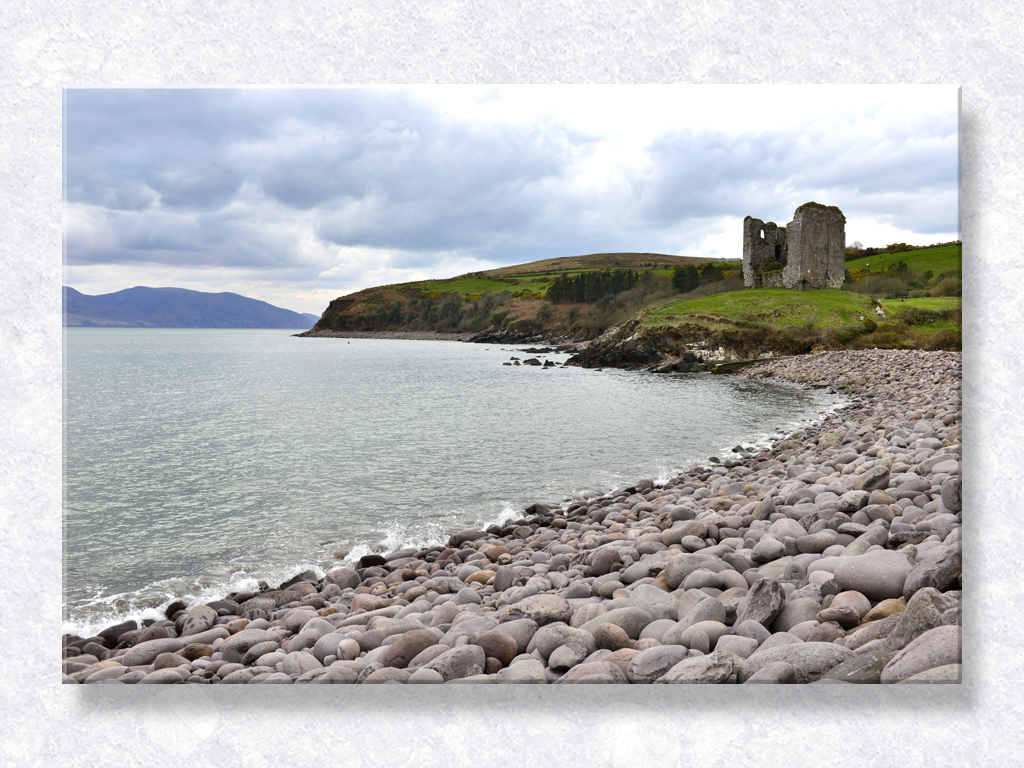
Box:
[645, 288, 877, 331]
[399, 276, 517, 298]
[640, 287, 961, 352]
[845, 243, 962, 277]
[879, 296, 962, 313]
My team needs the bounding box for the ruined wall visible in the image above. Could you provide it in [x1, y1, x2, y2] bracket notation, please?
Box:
[743, 202, 845, 290]
[783, 202, 846, 290]
[742, 216, 787, 288]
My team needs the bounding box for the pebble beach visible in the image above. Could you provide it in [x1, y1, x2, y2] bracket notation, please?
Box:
[62, 348, 962, 685]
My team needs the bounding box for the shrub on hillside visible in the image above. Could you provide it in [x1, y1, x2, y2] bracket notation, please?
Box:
[922, 329, 962, 351]
[931, 277, 962, 297]
[672, 265, 700, 293]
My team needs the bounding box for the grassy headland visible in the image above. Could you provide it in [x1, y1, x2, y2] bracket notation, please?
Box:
[301, 243, 961, 364]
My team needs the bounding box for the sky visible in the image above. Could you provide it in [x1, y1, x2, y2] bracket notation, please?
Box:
[63, 85, 961, 316]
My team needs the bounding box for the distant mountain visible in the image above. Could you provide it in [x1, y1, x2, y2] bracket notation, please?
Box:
[62, 286, 320, 329]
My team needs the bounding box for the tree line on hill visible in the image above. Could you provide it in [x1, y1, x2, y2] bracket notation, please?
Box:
[544, 268, 641, 303]
[670, 263, 725, 293]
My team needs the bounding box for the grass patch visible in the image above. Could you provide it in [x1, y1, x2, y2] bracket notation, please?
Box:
[644, 288, 876, 331]
[845, 243, 962, 276]
[878, 296, 962, 313]
[400, 277, 519, 299]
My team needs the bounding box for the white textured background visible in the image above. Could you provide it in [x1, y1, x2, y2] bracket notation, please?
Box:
[1, 2, 1016, 766]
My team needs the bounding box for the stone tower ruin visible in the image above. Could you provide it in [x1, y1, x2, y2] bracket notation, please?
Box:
[743, 202, 846, 290]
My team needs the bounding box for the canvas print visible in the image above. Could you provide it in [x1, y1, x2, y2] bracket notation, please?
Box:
[62, 85, 961, 685]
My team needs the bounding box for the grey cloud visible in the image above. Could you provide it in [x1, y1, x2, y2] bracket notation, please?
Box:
[65, 88, 594, 261]
[66, 203, 315, 272]
[64, 89, 959, 280]
[634, 120, 958, 236]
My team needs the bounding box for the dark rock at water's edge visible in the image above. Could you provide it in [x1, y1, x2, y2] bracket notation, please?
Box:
[563, 317, 817, 372]
[63, 349, 961, 685]
[467, 327, 550, 345]
[63, 286, 319, 329]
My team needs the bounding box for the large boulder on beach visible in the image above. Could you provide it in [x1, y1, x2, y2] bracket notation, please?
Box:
[588, 547, 621, 576]
[677, 621, 730, 650]
[833, 550, 915, 600]
[655, 650, 740, 684]
[494, 618, 539, 654]
[496, 594, 573, 626]
[902, 546, 961, 600]
[883, 587, 961, 652]
[530, 623, 597, 660]
[323, 567, 361, 590]
[735, 577, 785, 627]
[628, 584, 679, 621]
[770, 598, 821, 634]
[821, 646, 896, 684]
[449, 529, 487, 547]
[121, 638, 185, 667]
[97, 620, 137, 648]
[662, 554, 712, 590]
[941, 477, 962, 513]
[738, 643, 855, 683]
[469, 629, 519, 667]
[555, 660, 628, 684]
[379, 629, 439, 669]
[423, 645, 486, 681]
[852, 466, 890, 492]
[119, 627, 229, 666]
[221, 629, 283, 665]
[880, 625, 962, 683]
[577, 607, 654, 640]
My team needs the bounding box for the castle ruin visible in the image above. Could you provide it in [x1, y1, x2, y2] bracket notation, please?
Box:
[743, 202, 846, 290]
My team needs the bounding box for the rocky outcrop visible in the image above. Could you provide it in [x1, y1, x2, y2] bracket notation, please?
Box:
[564, 318, 807, 371]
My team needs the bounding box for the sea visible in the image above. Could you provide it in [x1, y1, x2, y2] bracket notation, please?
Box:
[62, 328, 846, 636]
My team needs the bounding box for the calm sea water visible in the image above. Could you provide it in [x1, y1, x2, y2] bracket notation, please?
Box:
[62, 329, 845, 635]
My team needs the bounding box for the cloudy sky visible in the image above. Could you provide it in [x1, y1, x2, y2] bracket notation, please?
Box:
[63, 85, 960, 316]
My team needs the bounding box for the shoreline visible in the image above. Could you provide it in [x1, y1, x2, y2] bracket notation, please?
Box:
[63, 348, 962, 685]
[294, 329, 479, 341]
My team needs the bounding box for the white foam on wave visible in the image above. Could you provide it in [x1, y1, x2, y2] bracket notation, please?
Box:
[337, 501, 526, 566]
[64, 559, 329, 639]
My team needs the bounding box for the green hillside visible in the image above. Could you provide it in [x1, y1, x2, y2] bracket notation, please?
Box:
[645, 288, 875, 331]
[844, 243, 962, 276]
[305, 252, 718, 338]
[303, 242, 961, 354]
[398, 252, 713, 301]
